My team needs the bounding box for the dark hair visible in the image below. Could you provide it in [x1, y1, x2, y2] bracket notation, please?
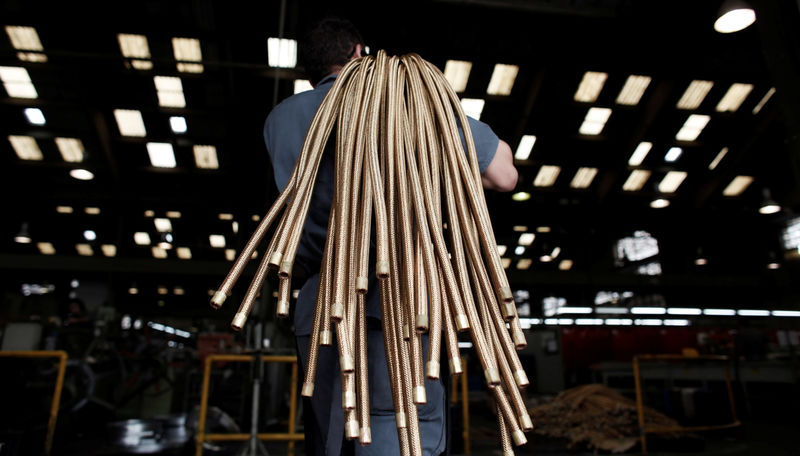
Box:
[299, 15, 364, 85]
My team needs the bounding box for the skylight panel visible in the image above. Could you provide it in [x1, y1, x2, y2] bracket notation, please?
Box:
[114, 109, 147, 137]
[716, 83, 753, 112]
[513, 225, 528, 232]
[615, 75, 651, 105]
[514, 135, 536, 160]
[56, 206, 73, 214]
[5, 26, 43, 50]
[460, 98, 485, 120]
[501, 258, 512, 269]
[24, 107, 45, 125]
[675, 114, 710, 141]
[146, 142, 177, 168]
[170, 116, 187, 134]
[533, 165, 560, 187]
[225, 249, 236, 261]
[154, 76, 186, 108]
[267, 38, 297, 68]
[294, 79, 313, 94]
[70, 169, 94, 181]
[517, 259, 532, 270]
[85, 207, 101, 215]
[574, 71, 607, 102]
[709, 147, 728, 170]
[172, 37, 203, 73]
[570, 167, 598, 189]
[752, 87, 775, 115]
[118, 34, 151, 59]
[193, 145, 219, 169]
[658, 171, 687, 193]
[558, 259, 573, 270]
[55, 137, 85, 162]
[0, 66, 38, 98]
[486, 63, 518, 96]
[154, 218, 172, 232]
[497, 245, 507, 256]
[9, 135, 42, 160]
[177, 247, 192, 259]
[166, 211, 182, 218]
[17, 52, 47, 63]
[722, 175, 753, 196]
[622, 169, 651, 191]
[676, 80, 713, 109]
[134, 232, 151, 245]
[628, 142, 652, 166]
[76, 244, 94, 256]
[101, 244, 117, 257]
[152, 246, 168, 259]
[579, 107, 612, 135]
[37, 242, 55, 255]
[518, 233, 535, 246]
[209, 234, 226, 248]
[443, 60, 472, 93]
[664, 147, 682, 162]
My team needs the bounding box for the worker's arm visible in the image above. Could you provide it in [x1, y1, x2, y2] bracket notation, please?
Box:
[481, 139, 518, 192]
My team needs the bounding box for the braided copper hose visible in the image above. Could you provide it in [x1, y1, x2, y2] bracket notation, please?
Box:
[497, 405, 515, 456]
[355, 293, 371, 444]
[492, 385, 527, 447]
[440, 273, 463, 376]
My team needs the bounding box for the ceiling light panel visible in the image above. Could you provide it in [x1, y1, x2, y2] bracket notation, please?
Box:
[664, 147, 682, 162]
[515, 135, 536, 160]
[134, 232, 151, 245]
[676, 80, 713, 109]
[154, 76, 186, 108]
[5, 25, 44, 50]
[722, 175, 753, 196]
[24, 107, 45, 125]
[628, 142, 652, 166]
[37, 242, 56, 255]
[55, 137, 85, 162]
[460, 98, 485, 120]
[9, 135, 43, 160]
[152, 247, 168, 259]
[708, 147, 728, 170]
[209, 234, 226, 248]
[170, 116, 187, 134]
[267, 38, 297, 68]
[0, 66, 38, 98]
[154, 218, 173, 232]
[517, 259, 533, 270]
[193, 145, 219, 169]
[146, 142, 177, 168]
[177, 247, 192, 259]
[716, 83, 753, 112]
[486, 63, 519, 96]
[533, 165, 561, 187]
[114, 109, 147, 136]
[675, 114, 710, 141]
[76, 244, 93, 256]
[101, 244, 117, 257]
[622, 169, 651, 191]
[443, 60, 472, 93]
[658, 171, 688, 193]
[518, 233, 535, 246]
[570, 167, 598, 189]
[574, 71, 607, 102]
[118, 33, 151, 59]
[172, 37, 204, 73]
[579, 107, 612, 135]
[615, 75, 651, 105]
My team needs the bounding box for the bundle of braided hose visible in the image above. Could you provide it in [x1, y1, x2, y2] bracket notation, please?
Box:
[210, 50, 532, 455]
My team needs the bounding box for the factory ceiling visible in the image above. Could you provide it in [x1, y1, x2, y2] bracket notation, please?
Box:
[2, 0, 799, 320]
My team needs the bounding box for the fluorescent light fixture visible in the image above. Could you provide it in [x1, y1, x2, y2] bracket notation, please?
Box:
[0, 66, 38, 98]
[460, 98, 485, 120]
[152, 247, 168, 259]
[146, 142, 177, 168]
[709, 147, 728, 170]
[677, 80, 713, 109]
[514, 135, 536, 160]
[166, 211, 182, 218]
[267, 37, 297, 68]
[716, 83, 753, 112]
[631, 307, 666, 315]
[294, 79, 313, 94]
[635, 319, 663, 326]
[570, 167, 598, 189]
[9, 135, 42, 160]
[457, 341, 473, 349]
[170, 116, 187, 133]
[664, 319, 691, 326]
[177, 247, 192, 259]
[676, 114, 710, 141]
[658, 171, 687, 193]
[558, 259, 573, 270]
[605, 318, 633, 326]
[37, 242, 56, 255]
[55, 137, 85, 162]
[722, 175, 753, 196]
[513, 225, 529, 232]
[579, 107, 612, 135]
[134, 232, 151, 245]
[76, 244, 93, 256]
[664, 147, 682, 162]
[218, 213, 234, 220]
[534, 165, 560, 187]
[738, 309, 770, 316]
[154, 218, 172, 232]
[616, 75, 651, 105]
[628, 142, 652, 166]
[25, 107, 45, 125]
[668, 307, 702, 315]
[114, 109, 147, 137]
[172, 37, 202, 61]
[622, 169, 651, 191]
[193, 145, 219, 169]
[518, 233, 535, 246]
[772, 310, 800, 317]
[595, 307, 629, 314]
[443, 60, 472, 93]
[752, 87, 775, 115]
[516, 258, 532, 270]
[511, 191, 530, 201]
[97, 244, 115, 257]
[56, 206, 73, 214]
[574, 71, 607, 102]
[501, 258, 511, 269]
[497, 245, 507, 256]
[69, 169, 94, 180]
[209, 234, 226, 248]
[131, 59, 153, 70]
[537, 226, 551, 233]
[118, 33, 151, 59]
[557, 307, 593, 314]
[173, 287, 185, 296]
[5, 26, 44, 51]
[650, 198, 670, 209]
[154, 76, 186, 108]
[225, 249, 236, 261]
[715, 6, 756, 33]
[703, 308, 736, 316]
[486, 63, 518, 96]
[514, 246, 525, 255]
[576, 319, 604, 325]
[144, 210, 155, 217]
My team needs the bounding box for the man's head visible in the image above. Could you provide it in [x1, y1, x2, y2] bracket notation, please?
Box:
[300, 15, 364, 86]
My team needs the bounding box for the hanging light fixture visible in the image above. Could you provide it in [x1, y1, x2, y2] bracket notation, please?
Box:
[759, 188, 781, 215]
[714, 0, 756, 33]
[14, 222, 32, 244]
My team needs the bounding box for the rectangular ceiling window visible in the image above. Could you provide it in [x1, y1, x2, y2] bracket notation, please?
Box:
[722, 175, 753, 196]
[676, 80, 713, 109]
[574, 71, 607, 102]
[708, 147, 728, 170]
[56, 206, 73, 214]
[615, 75, 651, 105]
[628, 141, 652, 166]
[622, 169, 651, 191]
[85, 207, 101, 215]
[151, 246, 168, 259]
[154, 217, 172, 232]
[193, 145, 219, 169]
[664, 147, 682, 162]
[172, 37, 203, 73]
[9, 135, 43, 160]
[534, 165, 561, 187]
[24, 107, 45, 125]
[5, 25, 44, 51]
[118, 33, 152, 70]
[0, 66, 38, 98]
[514, 135, 536, 160]
[294, 79, 313, 94]
[443, 60, 472, 93]
[716, 83, 753, 112]
[267, 38, 297, 68]
[37, 242, 56, 255]
[570, 167, 598, 189]
[55, 137, 85, 162]
[518, 233, 535, 246]
[166, 211, 182, 218]
[76, 244, 93, 256]
[101, 244, 117, 257]
[675, 114, 710, 141]
[113, 109, 147, 137]
[460, 98, 485, 120]
[146, 142, 177, 168]
[154, 76, 186, 108]
[658, 170, 688, 193]
[170, 116, 187, 134]
[558, 259, 573, 270]
[177, 247, 192, 259]
[209, 234, 226, 248]
[579, 107, 612, 135]
[134, 232, 151, 245]
[486, 63, 519, 96]
[752, 87, 775, 115]
[517, 259, 533, 270]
